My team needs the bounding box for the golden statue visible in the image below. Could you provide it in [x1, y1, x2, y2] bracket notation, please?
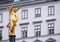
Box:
[5, 5, 22, 35]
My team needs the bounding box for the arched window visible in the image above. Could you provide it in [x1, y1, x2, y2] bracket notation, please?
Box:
[46, 38, 56, 42]
[34, 39, 42, 42]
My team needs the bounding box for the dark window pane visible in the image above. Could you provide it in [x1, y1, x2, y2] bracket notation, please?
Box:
[49, 29, 51, 34]
[52, 29, 54, 34]
[35, 31, 38, 36]
[35, 14, 41, 17]
[39, 31, 41, 36]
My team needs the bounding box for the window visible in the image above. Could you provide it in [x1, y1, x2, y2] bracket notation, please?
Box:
[0, 14, 3, 22]
[48, 23, 54, 34]
[48, 6, 55, 15]
[35, 8, 41, 17]
[33, 21, 42, 36]
[21, 27, 27, 38]
[22, 10, 28, 19]
[35, 25, 41, 36]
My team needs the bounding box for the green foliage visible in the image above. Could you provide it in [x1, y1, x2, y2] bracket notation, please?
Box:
[0, 35, 2, 40]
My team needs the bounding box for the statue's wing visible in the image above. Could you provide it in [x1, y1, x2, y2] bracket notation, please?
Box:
[5, 5, 11, 12]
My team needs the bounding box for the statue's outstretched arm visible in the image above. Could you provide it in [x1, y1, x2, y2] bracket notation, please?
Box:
[15, 6, 22, 12]
[5, 5, 11, 12]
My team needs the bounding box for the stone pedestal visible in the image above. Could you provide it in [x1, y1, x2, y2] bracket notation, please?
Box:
[9, 35, 16, 42]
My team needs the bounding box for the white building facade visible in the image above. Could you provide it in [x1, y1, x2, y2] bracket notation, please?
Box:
[0, 0, 60, 42]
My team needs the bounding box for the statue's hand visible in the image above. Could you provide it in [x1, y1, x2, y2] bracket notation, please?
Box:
[5, 5, 11, 12]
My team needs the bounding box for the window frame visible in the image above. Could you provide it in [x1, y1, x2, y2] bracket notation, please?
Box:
[48, 23, 55, 35]
[35, 8, 41, 17]
[48, 6, 55, 16]
[21, 27, 27, 38]
[21, 10, 28, 19]
[34, 25, 41, 36]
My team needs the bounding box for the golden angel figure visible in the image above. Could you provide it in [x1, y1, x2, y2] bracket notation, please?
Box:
[5, 5, 22, 35]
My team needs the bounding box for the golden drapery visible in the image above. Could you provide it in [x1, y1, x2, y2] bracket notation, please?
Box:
[5, 5, 22, 35]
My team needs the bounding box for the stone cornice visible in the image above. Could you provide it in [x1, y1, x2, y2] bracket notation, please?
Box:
[1, 33, 60, 41]
[19, 33, 60, 40]
[46, 19, 56, 22]
[19, 22, 29, 26]
[0, 0, 59, 10]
